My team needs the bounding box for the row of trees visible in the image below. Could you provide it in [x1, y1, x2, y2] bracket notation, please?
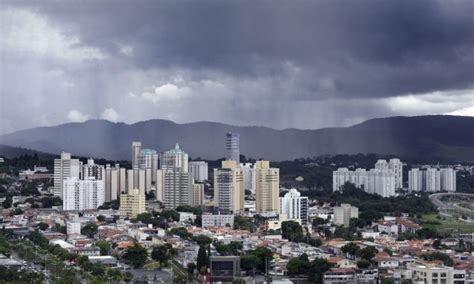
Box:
[286, 254, 332, 282]
[281, 220, 322, 246]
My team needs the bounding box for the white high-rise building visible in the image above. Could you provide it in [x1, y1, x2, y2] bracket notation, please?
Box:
[138, 149, 159, 182]
[425, 168, 441, 192]
[63, 177, 105, 210]
[375, 159, 388, 170]
[408, 168, 423, 192]
[240, 163, 256, 194]
[54, 152, 80, 197]
[367, 169, 395, 198]
[440, 168, 456, 192]
[131, 141, 142, 169]
[226, 132, 240, 164]
[389, 159, 403, 189]
[333, 203, 358, 228]
[188, 161, 208, 182]
[408, 167, 456, 192]
[158, 170, 193, 209]
[333, 159, 399, 197]
[104, 164, 126, 201]
[159, 143, 188, 172]
[81, 158, 104, 180]
[279, 188, 308, 225]
[126, 168, 151, 194]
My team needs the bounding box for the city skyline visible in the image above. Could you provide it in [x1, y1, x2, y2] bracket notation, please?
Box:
[1, 0, 473, 135]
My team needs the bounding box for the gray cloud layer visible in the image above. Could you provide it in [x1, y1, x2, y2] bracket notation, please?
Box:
[0, 0, 473, 134]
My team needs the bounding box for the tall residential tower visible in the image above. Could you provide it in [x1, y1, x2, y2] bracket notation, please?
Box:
[226, 132, 240, 164]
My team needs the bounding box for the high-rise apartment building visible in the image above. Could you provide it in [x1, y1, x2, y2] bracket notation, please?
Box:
[226, 132, 240, 164]
[138, 149, 159, 182]
[440, 168, 456, 192]
[131, 141, 142, 169]
[63, 177, 105, 210]
[425, 168, 441, 192]
[126, 168, 151, 193]
[158, 170, 193, 209]
[333, 159, 400, 197]
[333, 203, 359, 228]
[388, 159, 403, 189]
[367, 169, 395, 198]
[255, 160, 280, 214]
[408, 167, 456, 192]
[192, 183, 205, 206]
[119, 189, 146, 218]
[188, 161, 208, 182]
[81, 158, 104, 180]
[408, 168, 423, 192]
[279, 188, 308, 225]
[159, 143, 188, 172]
[240, 163, 256, 194]
[104, 164, 126, 201]
[54, 152, 80, 197]
[214, 160, 244, 214]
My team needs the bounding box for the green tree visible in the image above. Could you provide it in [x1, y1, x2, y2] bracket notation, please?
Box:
[281, 221, 304, 242]
[35, 222, 49, 231]
[96, 240, 111, 256]
[169, 227, 192, 240]
[81, 223, 98, 238]
[214, 241, 243, 256]
[416, 228, 438, 239]
[122, 245, 148, 268]
[383, 247, 393, 256]
[357, 259, 371, 269]
[28, 230, 48, 248]
[194, 235, 212, 246]
[159, 210, 180, 222]
[196, 245, 208, 274]
[241, 254, 261, 272]
[287, 253, 310, 276]
[341, 242, 360, 257]
[249, 247, 273, 273]
[151, 244, 172, 266]
[96, 215, 106, 222]
[357, 246, 377, 261]
[308, 258, 332, 283]
[187, 262, 196, 274]
[432, 239, 442, 249]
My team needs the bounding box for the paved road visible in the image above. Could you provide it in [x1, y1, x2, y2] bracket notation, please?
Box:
[429, 192, 474, 214]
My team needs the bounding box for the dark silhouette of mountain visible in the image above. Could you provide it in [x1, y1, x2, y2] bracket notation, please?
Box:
[0, 144, 55, 159]
[0, 115, 473, 162]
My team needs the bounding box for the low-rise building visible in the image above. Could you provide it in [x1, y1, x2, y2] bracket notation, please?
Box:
[408, 262, 466, 284]
[202, 214, 235, 228]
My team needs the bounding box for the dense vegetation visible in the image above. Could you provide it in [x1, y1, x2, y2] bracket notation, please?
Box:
[286, 253, 332, 282]
[310, 183, 437, 219]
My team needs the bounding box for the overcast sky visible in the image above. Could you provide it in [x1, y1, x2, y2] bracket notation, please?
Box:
[0, 0, 473, 134]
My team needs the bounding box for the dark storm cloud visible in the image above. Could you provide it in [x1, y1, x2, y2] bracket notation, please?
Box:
[8, 0, 473, 99]
[1, 0, 473, 134]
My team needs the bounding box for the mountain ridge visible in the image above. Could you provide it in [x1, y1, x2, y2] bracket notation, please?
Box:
[0, 115, 473, 162]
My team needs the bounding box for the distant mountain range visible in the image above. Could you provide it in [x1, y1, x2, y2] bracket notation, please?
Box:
[0, 115, 473, 162]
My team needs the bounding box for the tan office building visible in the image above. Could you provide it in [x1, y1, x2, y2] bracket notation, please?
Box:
[214, 160, 244, 214]
[255, 160, 280, 214]
[119, 188, 146, 218]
